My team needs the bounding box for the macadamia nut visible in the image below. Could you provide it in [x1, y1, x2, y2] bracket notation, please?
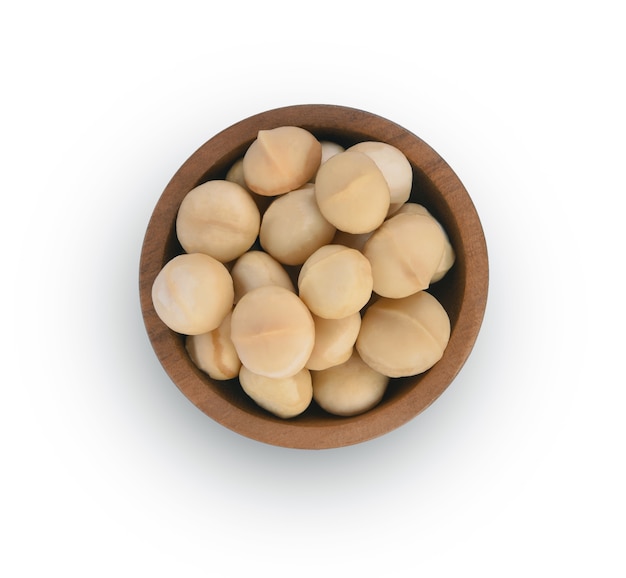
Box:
[260, 185, 336, 265]
[356, 291, 451, 378]
[225, 157, 247, 189]
[363, 212, 446, 298]
[176, 180, 260, 263]
[230, 250, 295, 303]
[394, 203, 456, 282]
[151, 253, 234, 335]
[225, 158, 273, 214]
[298, 244, 373, 319]
[239, 366, 313, 419]
[347, 141, 412, 206]
[230, 285, 315, 379]
[312, 351, 389, 416]
[185, 312, 241, 380]
[306, 312, 361, 371]
[243, 126, 322, 196]
[314, 150, 390, 234]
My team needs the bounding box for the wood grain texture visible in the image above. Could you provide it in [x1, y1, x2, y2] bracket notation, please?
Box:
[139, 104, 489, 449]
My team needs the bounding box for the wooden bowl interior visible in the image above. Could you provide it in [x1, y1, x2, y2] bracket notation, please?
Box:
[139, 105, 488, 449]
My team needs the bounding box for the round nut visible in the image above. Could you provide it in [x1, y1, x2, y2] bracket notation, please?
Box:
[394, 202, 456, 282]
[356, 291, 451, 378]
[239, 366, 313, 419]
[305, 312, 361, 371]
[225, 157, 273, 214]
[311, 350, 389, 417]
[230, 250, 295, 303]
[319, 140, 345, 165]
[151, 253, 234, 335]
[185, 312, 241, 380]
[298, 244, 373, 319]
[242, 126, 322, 196]
[314, 150, 390, 234]
[347, 141, 412, 206]
[362, 212, 446, 298]
[230, 285, 315, 379]
[259, 185, 336, 265]
[176, 180, 260, 263]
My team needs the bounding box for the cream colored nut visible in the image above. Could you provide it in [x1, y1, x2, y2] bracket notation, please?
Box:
[311, 350, 389, 416]
[260, 184, 336, 265]
[185, 312, 241, 380]
[320, 140, 345, 165]
[305, 312, 361, 371]
[176, 180, 260, 263]
[239, 366, 312, 419]
[363, 212, 446, 298]
[314, 150, 390, 234]
[309, 142, 345, 183]
[230, 285, 315, 378]
[298, 244, 373, 319]
[356, 291, 451, 378]
[225, 157, 273, 214]
[230, 250, 295, 303]
[224, 157, 248, 189]
[394, 203, 456, 282]
[347, 141, 412, 206]
[151, 253, 234, 335]
[242, 126, 322, 196]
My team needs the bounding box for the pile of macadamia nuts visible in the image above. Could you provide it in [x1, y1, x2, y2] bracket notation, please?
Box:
[151, 126, 455, 419]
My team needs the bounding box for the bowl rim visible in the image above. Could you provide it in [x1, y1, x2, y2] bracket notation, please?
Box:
[139, 104, 489, 449]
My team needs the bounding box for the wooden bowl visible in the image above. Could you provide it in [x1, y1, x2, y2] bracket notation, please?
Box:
[139, 104, 489, 449]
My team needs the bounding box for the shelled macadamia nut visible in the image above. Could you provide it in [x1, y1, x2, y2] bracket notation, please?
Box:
[176, 180, 261, 263]
[320, 141, 345, 165]
[239, 366, 313, 418]
[363, 212, 446, 298]
[394, 203, 456, 282]
[347, 141, 412, 207]
[314, 150, 390, 234]
[259, 184, 336, 265]
[312, 350, 389, 416]
[356, 291, 451, 378]
[224, 157, 247, 189]
[305, 312, 361, 371]
[185, 312, 241, 380]
[298, 244, 373, 319]
[242, 126, 322, 196]
[225, 158, 273, 214]
[230, 250, 295, 303]
[151, 253, 234, 335]
[230, 285, 315, 379]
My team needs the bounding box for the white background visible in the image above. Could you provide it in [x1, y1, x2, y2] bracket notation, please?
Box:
[2, 1, 624, 576]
